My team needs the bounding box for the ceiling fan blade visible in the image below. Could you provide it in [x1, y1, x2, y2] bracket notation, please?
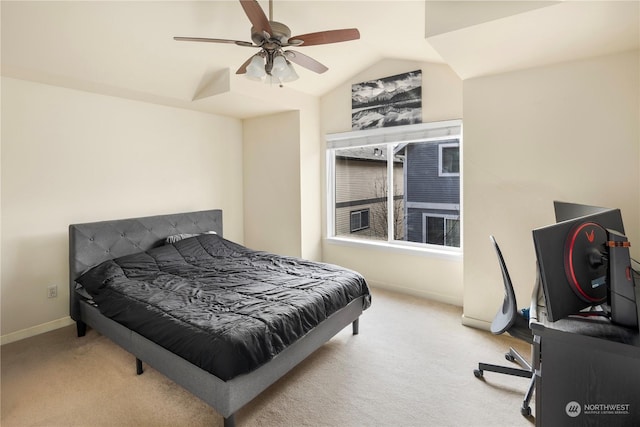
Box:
[284, 50, 328, 74]
[174, 37, 255, 47]
[288, 28, 360, 47]
[239, 0, 273, 35]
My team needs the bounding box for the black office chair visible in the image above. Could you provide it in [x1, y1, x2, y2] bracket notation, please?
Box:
[473, 235, 535, 417]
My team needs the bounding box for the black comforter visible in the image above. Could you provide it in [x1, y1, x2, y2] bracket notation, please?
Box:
[77, 233, 371, 381]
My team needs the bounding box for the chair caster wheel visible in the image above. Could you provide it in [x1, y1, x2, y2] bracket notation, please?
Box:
[521, 406, 531, 416]
[473, 369, 483, 378]
[505, 353, 515, 362]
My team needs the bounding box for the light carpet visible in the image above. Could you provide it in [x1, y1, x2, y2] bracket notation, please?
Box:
[1, 288, 534, 426]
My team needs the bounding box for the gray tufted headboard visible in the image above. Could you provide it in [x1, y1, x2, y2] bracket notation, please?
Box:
[68, 209, 223, 321]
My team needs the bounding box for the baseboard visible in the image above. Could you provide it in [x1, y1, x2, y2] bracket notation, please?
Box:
[1, 316, 74, 345]
[461, 314, 491, 331]
[368, 281, 462, 307]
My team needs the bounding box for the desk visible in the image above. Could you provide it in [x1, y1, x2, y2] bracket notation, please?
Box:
[529, 281, 640, 426]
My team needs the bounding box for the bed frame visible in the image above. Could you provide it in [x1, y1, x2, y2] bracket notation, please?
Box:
[69, 210, 364, 426]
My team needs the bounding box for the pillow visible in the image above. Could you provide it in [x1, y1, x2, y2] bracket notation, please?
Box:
[165, 231, 217, 244]
[76, 260, 124, 294]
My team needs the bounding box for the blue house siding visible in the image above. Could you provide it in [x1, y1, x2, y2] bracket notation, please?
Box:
[405, 140, 460, 244]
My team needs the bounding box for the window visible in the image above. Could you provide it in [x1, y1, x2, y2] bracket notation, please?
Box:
[350, 209, 370, 232]
[326, 120, 462, 250]
[439, 143, 460, 176]
[424, 214, 460, 247]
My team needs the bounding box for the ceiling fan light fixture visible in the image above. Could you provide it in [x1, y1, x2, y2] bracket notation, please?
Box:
[271, 54, 288, 77]
[246, 54, 267, 80]
[270, 53, 298, 83]
[279, 63, 299, 83]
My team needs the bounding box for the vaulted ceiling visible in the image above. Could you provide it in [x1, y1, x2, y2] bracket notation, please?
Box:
[2, 1, 638, 119]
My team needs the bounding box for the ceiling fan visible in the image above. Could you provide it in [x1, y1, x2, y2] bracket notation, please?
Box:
[174, 0, 360, 84]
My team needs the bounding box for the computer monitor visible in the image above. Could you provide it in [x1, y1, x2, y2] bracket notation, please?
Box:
[553, 200, 611, 222]
[532, 202, 638, 328]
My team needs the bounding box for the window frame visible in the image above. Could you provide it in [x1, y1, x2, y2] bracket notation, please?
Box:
[326, 120, 463, 256]
[438, 142, 460, 177]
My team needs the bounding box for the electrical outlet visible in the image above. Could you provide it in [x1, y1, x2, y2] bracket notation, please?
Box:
[47, 285, 58, 299]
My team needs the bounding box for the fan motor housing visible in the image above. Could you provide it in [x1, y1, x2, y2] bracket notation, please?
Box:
[251, 21, 291, 46]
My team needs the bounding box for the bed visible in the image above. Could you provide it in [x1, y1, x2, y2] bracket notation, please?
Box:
[69, 209, 370, 426]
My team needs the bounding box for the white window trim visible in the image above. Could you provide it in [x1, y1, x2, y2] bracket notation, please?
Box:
[327, 120, 462, 150]
[326, 120, 463, 256]
[326, 235, 462, 260]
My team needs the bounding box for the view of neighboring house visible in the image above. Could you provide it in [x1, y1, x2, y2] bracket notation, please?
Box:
[333, 138, 460, 247]
[334, 146, 404, 241]
[404, 139, 460, 247]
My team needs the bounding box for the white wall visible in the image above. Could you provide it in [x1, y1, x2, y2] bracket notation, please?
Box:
[299, 102, 323, 261]
[242, 96, 322, 261]
[462, 50, 640, 328]
[243, 111, 302, 257]
[1, 77, 244, 343]
[320, 59, 464, 305]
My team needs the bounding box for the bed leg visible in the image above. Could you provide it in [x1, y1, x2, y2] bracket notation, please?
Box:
[352, 318, 359, 335]
[223, 414, 235, 427]
[136, 358, 144, 375]
[76, 321, 87, 337]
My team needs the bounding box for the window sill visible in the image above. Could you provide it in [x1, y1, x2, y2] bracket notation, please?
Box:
[325, 236, 463, 261]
